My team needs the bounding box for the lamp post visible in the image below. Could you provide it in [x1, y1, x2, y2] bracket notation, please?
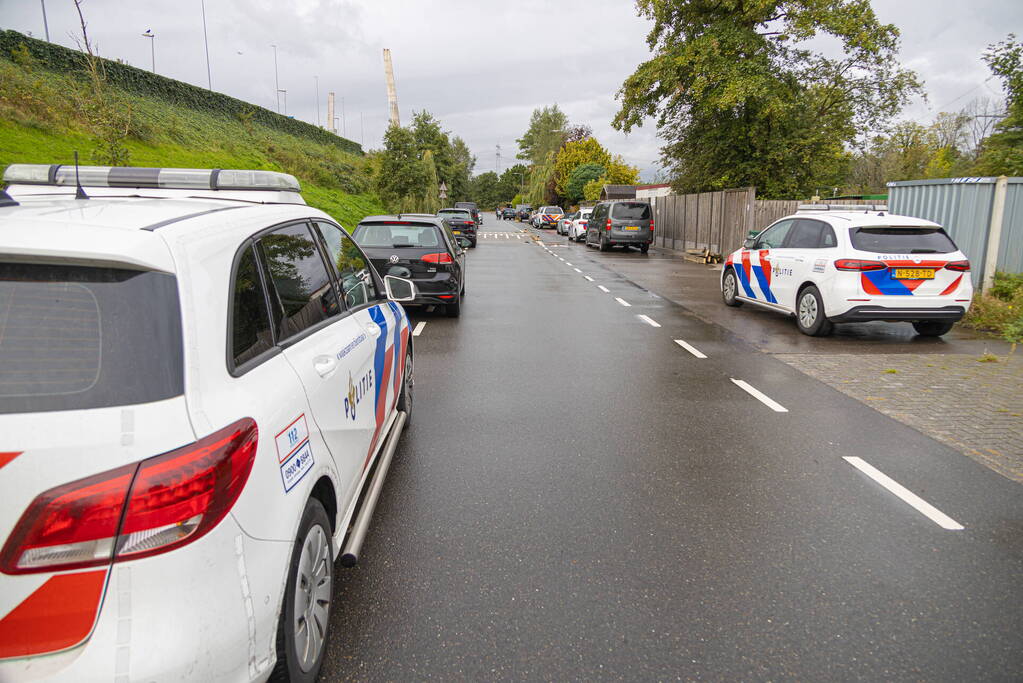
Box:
[40, 0, 50, 41]
[271, 44, 280, 112]
[314, 76, 320, 127]
[278, 89, 287, 116]
[142, 29, 155, 73]
[200, 0, 212, 89]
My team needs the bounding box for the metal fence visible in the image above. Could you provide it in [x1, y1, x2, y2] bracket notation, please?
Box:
[888, 177, 1023, 288]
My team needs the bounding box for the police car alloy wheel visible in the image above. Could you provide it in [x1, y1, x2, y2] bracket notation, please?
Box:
[722, 269, 742, 307]
[397, 345, 413, 423]
[273, 498, 333, 682]
[796, 285, 834, 337]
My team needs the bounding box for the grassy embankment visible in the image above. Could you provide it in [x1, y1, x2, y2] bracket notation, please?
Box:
[0, 55, 383, 228]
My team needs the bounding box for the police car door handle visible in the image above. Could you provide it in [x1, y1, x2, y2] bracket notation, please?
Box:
[364, 321, 381, 338]
[313, 355, 337, 378]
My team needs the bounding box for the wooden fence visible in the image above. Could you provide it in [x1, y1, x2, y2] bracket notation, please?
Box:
[646, 190, 881, 256]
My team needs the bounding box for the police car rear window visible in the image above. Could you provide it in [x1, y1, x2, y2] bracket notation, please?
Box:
[0, 264, 184, 414]
[850, 227, 957, 254]
[352, 223, 443, 248]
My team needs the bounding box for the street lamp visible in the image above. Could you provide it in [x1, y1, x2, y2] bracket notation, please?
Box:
[271, 44, 280, 112]
[277, 89, 287, 116]
[40, 0, 50, 42]
[142, 29, 155, 73]
[314, 75, 320, 127]
[200, 0, 211, 89]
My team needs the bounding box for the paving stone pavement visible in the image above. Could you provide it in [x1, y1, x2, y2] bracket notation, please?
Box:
[777, 352, 1023, 483]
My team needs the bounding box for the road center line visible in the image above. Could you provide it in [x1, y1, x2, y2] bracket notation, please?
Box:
[674, 339, 707, 358]
[412, 321, 426, 337]
[598, 285, 610, 293]
[584, 275, 594, 281]
[615, 297, 632, 307]
[558, 257, 565, 262]
[574, 268, 582, 273]
[730, 378, 788, 412]
[842, 457, 964, 530]
[637, 314, 661, 327]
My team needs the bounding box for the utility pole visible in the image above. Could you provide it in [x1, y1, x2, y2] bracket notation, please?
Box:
[314, 76, 320, 127]
[382, 48, 400, 127]
[271, 44, 280, 113]
[278, 89, 287, 116]
[142, 30, 155, 73]
[496, 144, 502, 174]
[340, 97, 346, 137]
[327, 92, 335, 133]
[200, 0, 211, 89]
[40, 0, 50, 41]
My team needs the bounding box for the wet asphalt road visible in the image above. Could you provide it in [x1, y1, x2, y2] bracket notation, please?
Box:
[321, 215, 1023, 681]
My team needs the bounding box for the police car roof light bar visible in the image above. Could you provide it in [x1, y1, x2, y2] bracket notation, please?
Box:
[798, 203, 888, 212]
[2, 164, 302, 193]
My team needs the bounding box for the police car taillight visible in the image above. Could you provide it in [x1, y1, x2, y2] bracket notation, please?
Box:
[834, 259, 886, 272]
[944, 260, 970, 272]
[0, 419, 257, 574]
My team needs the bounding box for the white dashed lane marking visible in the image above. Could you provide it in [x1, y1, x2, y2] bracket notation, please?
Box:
[573, 268, 582, 273]
[615, 297, 631, 307]
[843, 457, 964, 530]
[637, 314, 660, 328]
[598, 285, 610, 293]
[412, 322, 426, 337]
[730, 378, 788, 413]
[674, 339, 707, 359]
[584, 276, 594, 281]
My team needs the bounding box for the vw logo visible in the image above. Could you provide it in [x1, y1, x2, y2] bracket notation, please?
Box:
[912, 257, 921, 264]
[389, 255, 400, 264]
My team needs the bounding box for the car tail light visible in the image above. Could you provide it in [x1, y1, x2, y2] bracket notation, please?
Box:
[0, 419, 258, 574]
[421, 252, 453, 264]
[650, 220, 655, 232]
[834, 259, 887, 272]
[606, 219, 612, 231]
[945, 260, 970, 272]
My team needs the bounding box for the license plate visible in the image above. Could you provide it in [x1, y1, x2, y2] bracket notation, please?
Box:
[452, 231, 461, 235]
[623, 226, 639, 231]
[893, 268, 934, 279]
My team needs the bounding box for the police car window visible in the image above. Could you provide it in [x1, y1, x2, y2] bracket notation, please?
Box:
[0, 264, 183, 414]
[786, 220, 825, 249]
[230, 245, 274, 368]
[821, 225, 837, 247]
[316, 221, 378, 309]
[756, 220, 794, 249]
[259, 223, 341, 342]
[849, 227, 957, 254]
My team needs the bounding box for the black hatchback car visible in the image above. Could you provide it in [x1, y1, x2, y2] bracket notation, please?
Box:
[437, 207, 477, 247]
[454, 201, 480, 226]
[352, 215, 468, 317]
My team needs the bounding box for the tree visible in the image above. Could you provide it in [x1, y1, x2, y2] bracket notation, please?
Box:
[974, 34, 1023, 176]
[409, 111, 475, 203]
[468, 171, 501, 208]
[516, 105, 568, 165]
[552, 138, 612, 196]
[376, 124, 429, 209]
[566, 163, 605, 203]
[613, 0, 920, 198]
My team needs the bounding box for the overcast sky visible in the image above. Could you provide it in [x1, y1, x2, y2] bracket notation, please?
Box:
[3, 0, 1020, 180]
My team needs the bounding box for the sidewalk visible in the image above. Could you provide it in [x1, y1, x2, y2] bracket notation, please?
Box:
[601, 246, 1022, 483]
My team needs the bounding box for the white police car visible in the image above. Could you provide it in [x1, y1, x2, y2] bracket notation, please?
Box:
[721, 205, 973, 337]
[0, 164, 416, 681]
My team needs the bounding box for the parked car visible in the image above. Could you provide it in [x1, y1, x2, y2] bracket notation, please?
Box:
[353, 215, 468, 317]
[0, 163, 416, 682]
[437, 207, 477, 247]
[454, 201, 480, 226]
[532, 206, 564, 229]
[556, 211, 575, 236]
[501, 207, 517, 220]
[720, 206, 973, 337]
[568, 207, 593, 242]
[516, 204, 532, 221]
[585, 201, 654, 252]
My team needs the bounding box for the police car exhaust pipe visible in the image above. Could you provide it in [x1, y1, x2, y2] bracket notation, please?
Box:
[340, 411, 407, 567]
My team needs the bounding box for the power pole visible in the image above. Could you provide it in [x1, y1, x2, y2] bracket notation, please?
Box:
[271, 44, 280, 113]
[496, 144, 501, 174]
[40, 0, 50, 41]
[327, 92, 335, 133]
[314, 76, 320, 127]
[200, 0, 211, 89]
[382, 48, 400, 128]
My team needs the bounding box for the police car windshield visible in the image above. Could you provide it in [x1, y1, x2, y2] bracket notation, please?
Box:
[0, 263, 184, 414]
[353, 223, 445, 248]
[850, 227, 957, 254]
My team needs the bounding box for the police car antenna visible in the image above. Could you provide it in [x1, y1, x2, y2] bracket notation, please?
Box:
[73, 151, 89, 200]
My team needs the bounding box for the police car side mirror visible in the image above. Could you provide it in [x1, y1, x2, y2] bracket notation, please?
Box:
[384, 275, 416, 302]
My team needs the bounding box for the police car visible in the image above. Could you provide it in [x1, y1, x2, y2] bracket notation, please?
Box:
[0, 164, 416, 681]
[721, 205, 973, 337]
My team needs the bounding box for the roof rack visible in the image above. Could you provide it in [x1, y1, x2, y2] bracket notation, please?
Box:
[798, 203, 887, 212]
[3, 164, 301, 193]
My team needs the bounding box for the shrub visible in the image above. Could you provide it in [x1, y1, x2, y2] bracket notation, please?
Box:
[962, 271, 1023, 348]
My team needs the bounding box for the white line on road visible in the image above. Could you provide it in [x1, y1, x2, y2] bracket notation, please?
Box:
[730, 378, 788, 412]
[674, 339, 707, 358]
[598, 285, 610, 293]
[574, 268, 582, 273]
[412, 321, 426, 337]
[637, 314, 661, 327]
[615, 297, 632, 307]
[843, 457, 964, 530]
[565, 262, 573, 266]
[584, 275, 594, 281]
[558, 257, 565, 262]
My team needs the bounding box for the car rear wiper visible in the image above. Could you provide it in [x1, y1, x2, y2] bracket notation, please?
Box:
[391, 243, 417, 248]
[910, 248, 939, 253]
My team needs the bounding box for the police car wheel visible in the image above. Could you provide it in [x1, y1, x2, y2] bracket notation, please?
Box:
[397, 345, 413, 422]
[912, 320, 955, 337]
[271, 498, 333, 683]
[796, 285, 834, 337]
[722, 269, 742, 307]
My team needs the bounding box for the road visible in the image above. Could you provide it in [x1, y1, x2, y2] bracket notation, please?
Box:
[321, 214, 1023, 680]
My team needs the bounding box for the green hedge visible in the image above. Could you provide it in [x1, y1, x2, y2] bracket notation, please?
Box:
[0, 30, 363, 156]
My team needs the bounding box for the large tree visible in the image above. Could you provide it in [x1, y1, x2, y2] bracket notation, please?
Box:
[613, 0, 920, 198]
[974, 34, 1023, 176]
[376, 124, 429, 209]
[516, 105, 569, 165]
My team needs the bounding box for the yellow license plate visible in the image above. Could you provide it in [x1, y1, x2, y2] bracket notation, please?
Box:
[623, 226, 639, 231]
[893, 268, 934, 279]
[452, 230, 461, 234]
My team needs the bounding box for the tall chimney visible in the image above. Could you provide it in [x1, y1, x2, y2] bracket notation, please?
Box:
[383, 49, 400, 128]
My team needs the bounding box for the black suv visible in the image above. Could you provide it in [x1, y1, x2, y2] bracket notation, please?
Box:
[584, 201, 654, 253]
[454, 201, 480, 226]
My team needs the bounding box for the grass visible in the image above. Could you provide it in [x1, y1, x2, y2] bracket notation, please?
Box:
[977, 352, 999, 363]
[0, 56, 384, 228]
[961, 272, 1023, 350]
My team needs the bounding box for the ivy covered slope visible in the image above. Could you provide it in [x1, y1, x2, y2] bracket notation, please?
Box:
[0, 33, 383, 228]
